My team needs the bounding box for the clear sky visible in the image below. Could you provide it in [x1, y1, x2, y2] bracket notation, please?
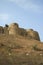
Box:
[0, 0, 43, 41]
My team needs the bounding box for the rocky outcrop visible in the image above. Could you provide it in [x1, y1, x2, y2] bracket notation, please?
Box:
[26, 29, 40, 41]
[0, 26, 4, 34]
[18, 28, 27, 36]
[0, 23, 40, 41]
[8, 23, 19, 35]
[4, 24, 9, 34]
[8, 23, 27, 36]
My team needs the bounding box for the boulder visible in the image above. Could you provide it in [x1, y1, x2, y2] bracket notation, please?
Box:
[26, 29, 40, 41]
[8, 23, 19, 35]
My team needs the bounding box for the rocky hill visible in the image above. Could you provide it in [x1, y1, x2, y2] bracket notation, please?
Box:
[0, 23, 40, 41]
[0, 23, 43, 65]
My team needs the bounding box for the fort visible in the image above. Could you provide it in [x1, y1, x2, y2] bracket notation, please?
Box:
[0, 23, 40, 41]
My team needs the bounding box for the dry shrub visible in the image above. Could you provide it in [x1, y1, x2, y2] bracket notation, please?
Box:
[5, 24, 9, 27]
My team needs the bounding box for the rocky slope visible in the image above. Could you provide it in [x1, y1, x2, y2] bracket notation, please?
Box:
[0, 34, 43, 65]
[0, 23, 43, 65]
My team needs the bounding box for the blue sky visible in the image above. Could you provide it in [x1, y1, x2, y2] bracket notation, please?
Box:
[0, 0, 43, 41]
